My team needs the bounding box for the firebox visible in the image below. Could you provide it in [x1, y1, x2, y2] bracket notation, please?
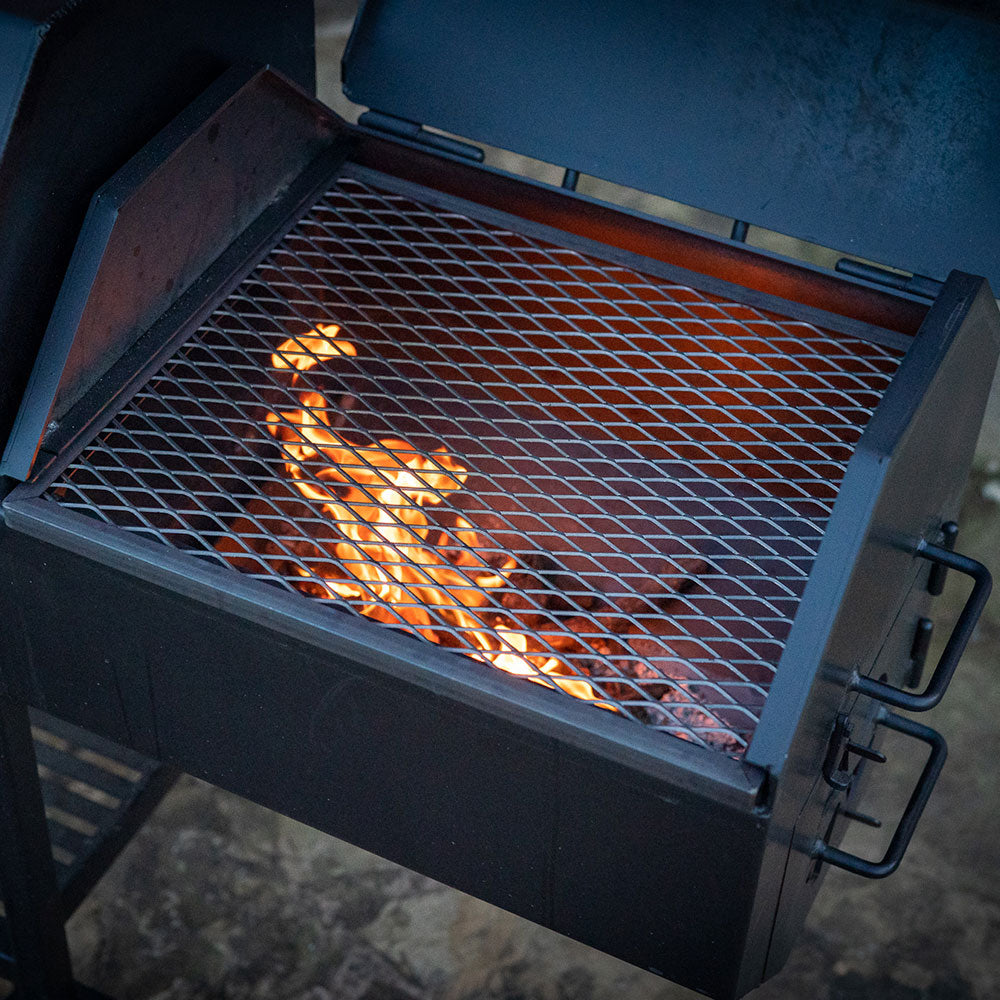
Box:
[43, 169, 914, 755]
[1, 2, 998, 998]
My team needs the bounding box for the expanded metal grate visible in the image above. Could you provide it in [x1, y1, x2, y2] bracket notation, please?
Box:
[46, 173, 904, 753]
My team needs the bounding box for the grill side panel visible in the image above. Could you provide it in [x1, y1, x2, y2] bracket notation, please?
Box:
[756, 274, 1000, 985]
[0, 0, 315, 463]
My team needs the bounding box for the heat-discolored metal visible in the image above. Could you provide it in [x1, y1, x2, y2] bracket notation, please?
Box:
[44, 174, 902, 753]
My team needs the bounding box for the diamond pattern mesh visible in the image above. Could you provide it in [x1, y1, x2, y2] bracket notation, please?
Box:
[45, 175, 904, 754]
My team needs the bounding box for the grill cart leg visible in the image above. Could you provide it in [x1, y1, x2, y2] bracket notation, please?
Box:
[0, 694, 76, 999]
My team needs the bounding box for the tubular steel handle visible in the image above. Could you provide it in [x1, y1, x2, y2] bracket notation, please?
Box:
[814, 710, 947, 879]
[851, 541, 992, 711]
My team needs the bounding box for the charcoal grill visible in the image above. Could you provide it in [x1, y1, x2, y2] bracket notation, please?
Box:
[1, 2, 998, 998]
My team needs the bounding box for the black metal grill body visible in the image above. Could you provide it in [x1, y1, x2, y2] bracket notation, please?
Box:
[1, 71, 998, 999]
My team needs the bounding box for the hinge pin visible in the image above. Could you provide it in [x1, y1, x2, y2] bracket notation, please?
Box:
[927, 522, 959, 595]
[841, 808, 882, 829]
[908, 616, 935, 688]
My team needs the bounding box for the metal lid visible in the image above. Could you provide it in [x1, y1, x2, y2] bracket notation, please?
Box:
[343, 0, 1000, 291]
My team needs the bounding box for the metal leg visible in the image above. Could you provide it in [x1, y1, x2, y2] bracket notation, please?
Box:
[0, 694, 76, 998]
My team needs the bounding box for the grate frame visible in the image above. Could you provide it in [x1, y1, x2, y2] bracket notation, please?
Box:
[42, 170, 904, 754]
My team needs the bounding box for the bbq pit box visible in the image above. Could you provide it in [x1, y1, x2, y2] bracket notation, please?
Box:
[1, 2, 998, 998]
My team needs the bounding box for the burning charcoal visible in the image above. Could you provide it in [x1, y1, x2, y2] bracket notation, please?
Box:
[658, 687, 733, 736]
[574, 556, 709, 629]
[215, 490, 347, 591]
[536, 621, 635, 677]
[612, 659, 677, 701]
[501, 554, 601, 617]
[496, 591, 549, 630]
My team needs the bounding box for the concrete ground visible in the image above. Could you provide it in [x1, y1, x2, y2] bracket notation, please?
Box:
[57, 5, 1000, 999]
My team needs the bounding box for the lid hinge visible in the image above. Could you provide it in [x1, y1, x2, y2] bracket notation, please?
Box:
[561, 168, 580, 191]
[729, 219, 749, 242]
[358, 111, 484, 162]
[836, 258, 943, 300]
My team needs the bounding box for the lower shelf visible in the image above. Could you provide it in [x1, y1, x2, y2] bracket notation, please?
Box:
[0, 710, 176, 984]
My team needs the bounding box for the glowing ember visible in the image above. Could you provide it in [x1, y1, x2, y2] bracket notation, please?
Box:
[263, 324, 607, 705]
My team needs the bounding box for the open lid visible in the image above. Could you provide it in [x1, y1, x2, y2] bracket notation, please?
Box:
[343, 0, 1000, 291]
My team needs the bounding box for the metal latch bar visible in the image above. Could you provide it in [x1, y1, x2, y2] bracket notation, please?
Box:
[835, 258, 943, 300]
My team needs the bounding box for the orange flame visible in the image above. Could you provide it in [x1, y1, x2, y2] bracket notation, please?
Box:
[266, 325, 604, 705]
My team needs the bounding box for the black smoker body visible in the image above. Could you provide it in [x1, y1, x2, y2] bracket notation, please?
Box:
[1, 3, 999, 999]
